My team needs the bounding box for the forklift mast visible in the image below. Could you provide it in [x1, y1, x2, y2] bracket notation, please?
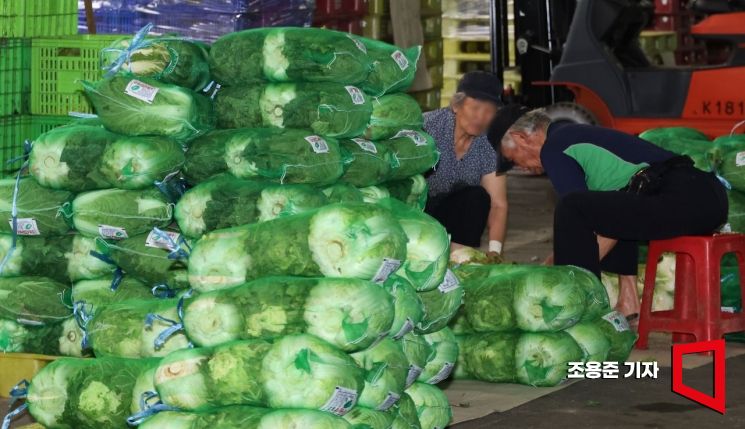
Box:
[511, 0, 577, 107]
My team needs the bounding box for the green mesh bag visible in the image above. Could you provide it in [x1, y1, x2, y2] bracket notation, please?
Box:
[379, 198, 449, 292]
[406, 382, 452, 429]
[96, 230, 191, 289]
[639, 127, 709, 144]
[515, 331, 583, 387]
[339, 138, 394, 187]
[709, 135, 745, 169]
[355, 37, 421, 97]
[175, 175, 328, 237]
[86, 297, 191, 358]
[188, 203, 407, 292]
[454, 332, 519, 383]
[64, 188, 173, 239]
[0, 234, 115, 282]
[183, 128, 346, 185]
[210, 27, 373, 85]
[182, 276, 394, 352]
[388, 392, 421, 429]
[461, 265, 587, 333]
[30, 124, 184, 191]
[344, 407, 394, 429]
[381, 275, 424, 340]
[418, 328, 458, 385]
[415, 270, 464, 334]
[728, 190, 745, 232]
[381, 174, 429, 210]
[365, 94, 424, 141]
[350, 337, 409, 410]
[565, 321, 611, 362]
[594, 311, 638, 362]
[0, 177, 73, 236]
[102, 35, 212, 91]
[154, 335, 365, 413]
[139, 406, 353, 429]
[21, 356, 159, 429]
[214, 82, 373, 138]
[0, 276, 71, 324]
[381, 130, 440, 180]
[72, 277, 153, 311]
[323, 183, 366, 204]
[82, 76, 215, 142]
[0, 318, 65, 355]
[719, 149, 745, 192]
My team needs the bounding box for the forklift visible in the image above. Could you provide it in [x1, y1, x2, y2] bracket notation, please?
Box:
[496, 0, 745, 137]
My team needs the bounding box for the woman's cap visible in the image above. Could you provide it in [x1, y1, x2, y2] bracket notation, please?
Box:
[457, 71, 504, 106]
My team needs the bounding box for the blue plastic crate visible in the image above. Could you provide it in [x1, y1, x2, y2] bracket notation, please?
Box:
[78, 8, 139, 34]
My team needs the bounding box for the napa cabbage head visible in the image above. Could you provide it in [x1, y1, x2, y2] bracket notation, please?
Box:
[0, 319, 29, 352]
[261, 334, 365, 410]
[259, 83, 297, 127]
[565, 322, 611, 362]
[303, 278, 395, 351]
[406, 382, 452, 429]
[515, 331, 583, 387]
[308, 204, 408, 279]
[513, 268, 586, 332]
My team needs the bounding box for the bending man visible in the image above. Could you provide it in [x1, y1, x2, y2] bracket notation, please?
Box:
[499, 110, 728, 317]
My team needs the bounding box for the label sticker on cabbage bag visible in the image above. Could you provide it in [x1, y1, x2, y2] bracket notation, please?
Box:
[427, 362, 455, 384]
[437, 270, 460, 293]
[99, 225, 128, 240]
[392, 317, 414, 340]
[305, 135, 330, 154]
[372, 258, 402, 283]
[602, 311, 630, 332]
[405, 365, 423, 388]
[11, 218, 40, 236]
[376, 392, 401, 411]
[737, 151, 745, 167]
[391, 50, 410, 70]
[320, 386, 358, 416]
[394, 130, 427, 146]
[345, 86, 366, 105]
[125, 79, 159, 104]
[352, 138, 378, 154]
[145, 229, 182, 251]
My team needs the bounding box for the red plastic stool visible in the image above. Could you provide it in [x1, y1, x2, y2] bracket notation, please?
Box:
[636, 234, 745, 349]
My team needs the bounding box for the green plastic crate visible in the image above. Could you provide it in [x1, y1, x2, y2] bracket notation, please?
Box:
[31, 35, 121, 116]
[0, 0, 78, 38]
[0, 38, 30, 116]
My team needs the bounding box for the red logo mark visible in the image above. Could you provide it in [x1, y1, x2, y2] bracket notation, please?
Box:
[671, 339, 726, 414]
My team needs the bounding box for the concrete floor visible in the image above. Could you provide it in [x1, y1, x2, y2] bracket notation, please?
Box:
[454, 353, 745, 429]
[500, 172, 556, 264]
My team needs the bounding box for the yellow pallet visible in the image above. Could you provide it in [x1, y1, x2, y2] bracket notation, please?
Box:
[442, 17, 514, 40]
[640, 30, 677, 52]
[0, 353, 57, 398]
[444, 56, 490, 77]
[368, 0, 442, 17]
[363, 14, 442, 42]
[444, 37, 516, 66]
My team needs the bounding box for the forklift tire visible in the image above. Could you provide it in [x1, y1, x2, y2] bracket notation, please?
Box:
[544, 102, 598, 125]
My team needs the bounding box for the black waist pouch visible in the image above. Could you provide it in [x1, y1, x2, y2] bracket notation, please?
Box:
[624, 155, 694, 196]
